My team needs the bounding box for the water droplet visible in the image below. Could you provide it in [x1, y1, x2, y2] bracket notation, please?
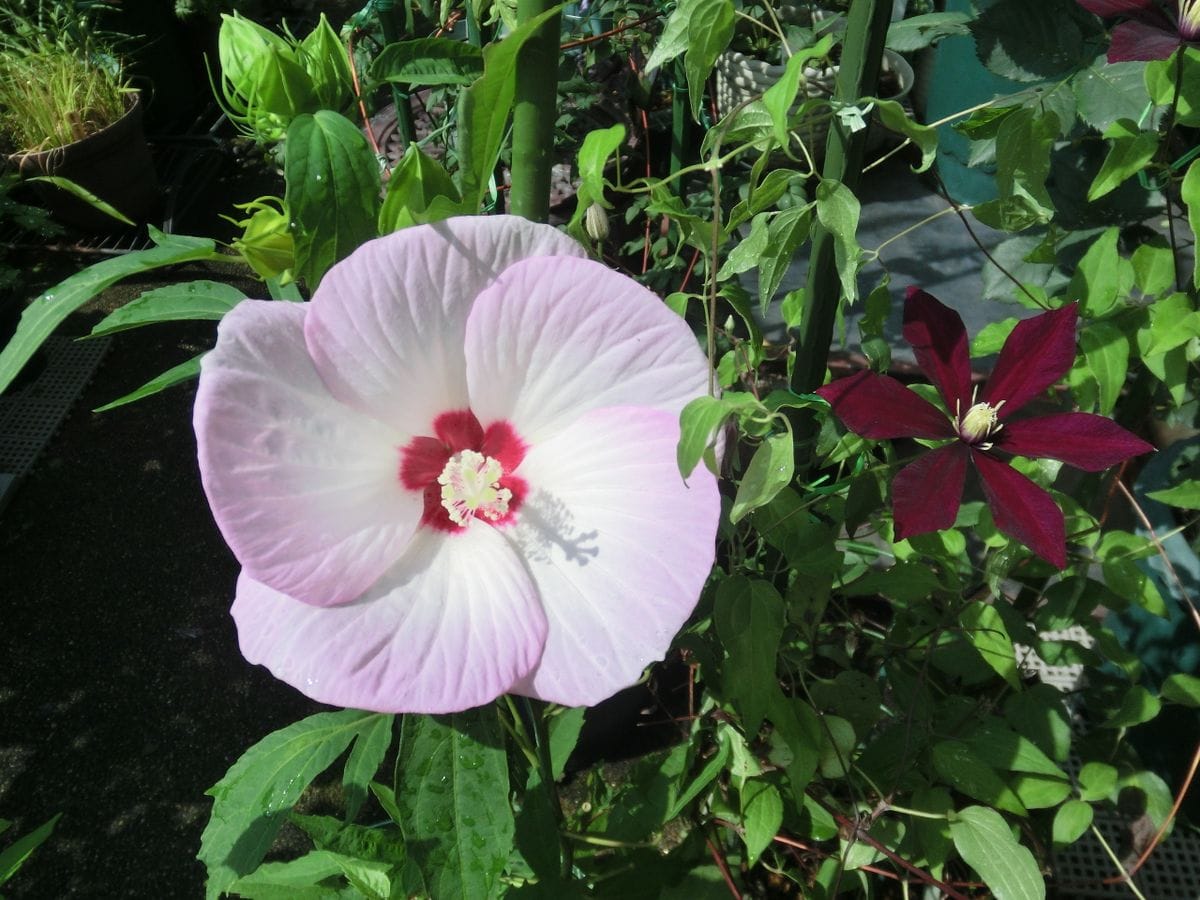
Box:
[41, 293, 55, 302]
[314, 173, 323, 182]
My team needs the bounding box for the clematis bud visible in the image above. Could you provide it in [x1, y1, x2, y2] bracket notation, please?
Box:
[585, 203, 610, 242]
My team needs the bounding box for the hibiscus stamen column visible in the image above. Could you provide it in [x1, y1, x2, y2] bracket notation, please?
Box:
[788, 0, 893, 461]
[510, 0, 561, 223]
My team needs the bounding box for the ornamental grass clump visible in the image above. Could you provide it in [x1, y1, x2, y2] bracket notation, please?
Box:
[0, 1, 131, 154]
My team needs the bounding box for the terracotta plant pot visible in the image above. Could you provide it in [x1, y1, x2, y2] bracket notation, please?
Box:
[10, 93, 160, 232]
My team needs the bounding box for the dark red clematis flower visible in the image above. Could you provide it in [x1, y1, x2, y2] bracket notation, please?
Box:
[817, 288, 1154, 569]
[1077, 0, 1200, 61]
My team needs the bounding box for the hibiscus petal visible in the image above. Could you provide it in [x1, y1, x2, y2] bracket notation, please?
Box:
[463, 256, 710, 441]
[817, 370, 955, 439]
[973, 450, 1067, 569]
[983, 303, 1078, 418]
[903, 287, 973, 411]
[892, 443, 968, 539]
[504, 407, 719, 707]
[232, 524, 548, 713]
[194, 300, 419, 606]
[305, 216, 587, 433]
[999, 413, 1154, 472]
[1108, 19, 1183, 61]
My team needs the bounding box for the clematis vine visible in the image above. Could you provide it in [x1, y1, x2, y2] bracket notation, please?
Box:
[193, 216, 720, 714]
[817, 288, 1153, 569]
[1077, 0, 1200, 60]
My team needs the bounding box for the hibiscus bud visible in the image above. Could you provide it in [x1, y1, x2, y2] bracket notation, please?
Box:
[959, 401, 1003, 444]
[585, 203, 610, 242]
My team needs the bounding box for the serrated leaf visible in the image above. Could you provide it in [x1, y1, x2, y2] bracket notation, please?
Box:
[731, 431, 794, 523]
[949, 806, 1045, 900]
[198, 710, 391, 900]
[370, 37, 483, 86]
[394, 708, 512, 900]
[1052, 800, 1093, 849]
[89, 282, 246, 337]
[0, 230, 216, 395]
[227, 849, 347, 898]
[285, 111, 381, 287]
[886, 11, 972, 53]
[971, 0, 1098, 83]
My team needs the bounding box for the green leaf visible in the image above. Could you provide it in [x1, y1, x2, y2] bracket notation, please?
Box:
[683, 0, 735, 120]
[741, 780, 783, 867]
[198, 710, 392, 900]
[714, 576, 785, 735]
[298, 14, 353, 110]
[971, 0, 1099, 83]
[644, 0, 691, 73]
[761, 36, 835, 147]
[379, 144, 465, 233]
[1067, 228, 1132, 317]
[1078, 761, 1118, 802]
[568, 124, 626, 237]
[815, 180, 861, 305]
[949, 806, 1045, 900]
[931, 741, 1027, 815]
[549, 707, 586, 780]
[1161, 673, 1200, 707]
[816, 715, 856, 779]
[0, 813, 60, 886]
[731, 431, 794, 523]
[971, 317, 1019, 355]
[0, 229, 216, 395]
[874, 100, 938, 172]
[457, 5, 563, 208]
[1088, 120, 1159, 201]
[93, 354, 204, 412]
[974, 108, 1058, 231]
[1183, 159, 1200, 291]
[757, 207, 812, 312]
[26, 175, 135, 225]
[343, 715, 393, 822]
[1146, 47, 1200, 126]
[291, 813, 406, 883]
[886, 11, 972, 53]
[667, 735, 731, 820]
[226, 849, 346, 898]
[285, 111, 381, 287]
[370, 38, 484, 86]
[89, 282, 246, 337]
[677, 393, 757, 478]
[1147, 481, 1200, 509]
[1078, 321, 1130, 415]
[1052, 800, 1093, 849]
[394, 708, 512, 900]
[1074, 61, 1151, 133]
[1004, 685, 1072, 762]
[960, 602, 1020, 689]
[963, 720, 1067, 778]
[1103, 684, 1161, 729]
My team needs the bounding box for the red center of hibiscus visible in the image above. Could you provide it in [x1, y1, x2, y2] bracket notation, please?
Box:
[398, 410, 529, 533]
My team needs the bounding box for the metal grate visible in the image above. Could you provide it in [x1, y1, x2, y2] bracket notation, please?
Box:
[0, 334, 109, 511]
[1019, 627, 1200, 899]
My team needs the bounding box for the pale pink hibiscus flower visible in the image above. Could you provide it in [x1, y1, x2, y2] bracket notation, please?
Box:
[194, 216, 720, 713]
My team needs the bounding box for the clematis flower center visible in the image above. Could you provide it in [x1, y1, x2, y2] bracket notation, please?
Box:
[958, 400, 1005, 446]
[397, 409, 529, 533]
[438, 450, 512, 526]
[1181, 0, 1200, 38]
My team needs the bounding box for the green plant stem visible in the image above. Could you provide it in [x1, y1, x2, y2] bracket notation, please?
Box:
[520, 697, 573, 880]
[787, 0, 892, 464]
[670, 59, 690, 178]
[376, 0, 416, 147]
[510, 0, 561, 222]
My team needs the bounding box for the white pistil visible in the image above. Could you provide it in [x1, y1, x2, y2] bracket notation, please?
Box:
[438, 450, 512, 527]
[958, 391, 1006, 448]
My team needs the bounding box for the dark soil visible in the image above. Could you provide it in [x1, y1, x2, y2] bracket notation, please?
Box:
[0, 264, 324, 897]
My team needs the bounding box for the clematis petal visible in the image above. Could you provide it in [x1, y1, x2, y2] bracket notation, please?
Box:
[232, 524, 548, 714]
[1108, 18, 1183, 60]
[194, 300, 419, 607]
[999, 413, 1154, 471]
[463, 256, 709, 442]
[304, 216, 586, 433]
[973, 450, 1067, 569]
[903, 287, 973, 411]
[1075, 0, 1159, 16]
[504, 406, 719, 707]
[892, 443, 969, 539]
[818, 370, 956, 439]
[983, 303, 1078, 418]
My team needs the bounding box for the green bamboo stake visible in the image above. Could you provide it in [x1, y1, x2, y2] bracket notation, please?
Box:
[788, 0, 892, 454]
[510, 0, 562, 222]
[377, 0, 416, 147]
